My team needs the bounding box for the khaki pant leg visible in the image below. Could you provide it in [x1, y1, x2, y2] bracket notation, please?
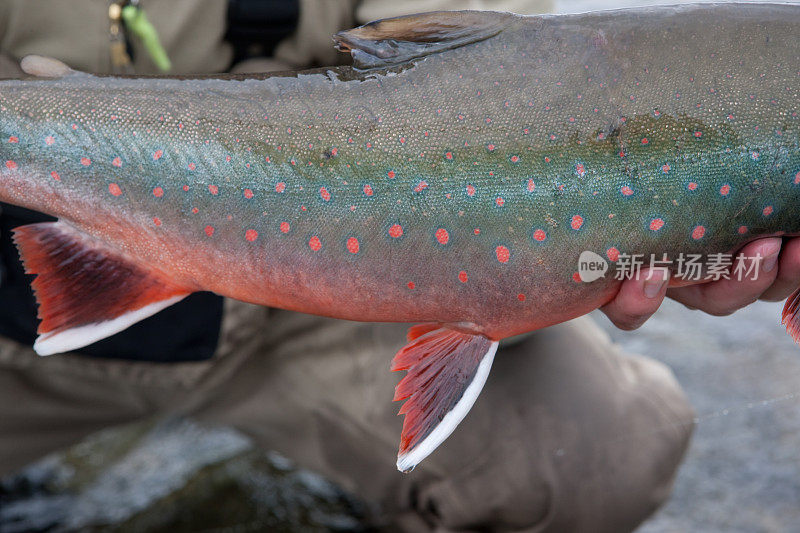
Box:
[0, 298, 259, 477]
[191, 306, 695, 532]
[0, 341, 216, 476]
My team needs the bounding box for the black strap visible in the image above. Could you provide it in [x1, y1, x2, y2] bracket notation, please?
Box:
[225, 0, 300, 64]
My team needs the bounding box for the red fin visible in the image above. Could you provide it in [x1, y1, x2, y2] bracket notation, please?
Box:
[13, 221, 192, 355]
[782, 287, 800, 344]
[405, 322, 441, 342]
[392, 326, 498, 472]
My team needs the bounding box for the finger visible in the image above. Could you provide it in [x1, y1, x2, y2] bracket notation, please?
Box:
[667, 237, 781, 315]
[760, 237, 800, 301]
[601, 267, 669, 330]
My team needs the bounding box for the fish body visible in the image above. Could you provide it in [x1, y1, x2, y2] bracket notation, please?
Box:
[1, 4, 799, 470]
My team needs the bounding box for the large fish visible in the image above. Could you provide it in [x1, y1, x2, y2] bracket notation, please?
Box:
[0, 4, 798, 471]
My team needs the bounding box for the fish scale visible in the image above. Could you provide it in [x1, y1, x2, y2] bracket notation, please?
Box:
[1, 4, 799, 471]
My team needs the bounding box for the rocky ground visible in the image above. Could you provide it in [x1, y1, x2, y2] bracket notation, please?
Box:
[598, 300, 800, 533]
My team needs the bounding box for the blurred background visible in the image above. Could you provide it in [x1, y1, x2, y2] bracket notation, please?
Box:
[1, 0, 798, 531]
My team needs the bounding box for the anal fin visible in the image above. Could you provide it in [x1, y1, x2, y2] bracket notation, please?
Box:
[13, 221, 192, 356]
[392, 325, 498, 472]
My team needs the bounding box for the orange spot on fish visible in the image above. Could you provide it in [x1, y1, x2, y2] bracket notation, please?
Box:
[692, 225, 706, 240]
[719, 184, 730, 196]
[445, 152, 453, 160]
[763, 205, 773, 216]
[496, 245, 510, 263]
[571, 215, 584, 230]
[275, 182, 286, 193]
[204, 225, 215, 237]
[153, 149, 163, 160]
[80, 157, 91, 166]
[8, 136, 18, 143]
[388, 224, 403, 238]
[245, 229, 258, 242]
[363, 184, 374, 196]
[208, 185, 219, 195]
[794, 171, 800, 185]
[280, 222, 290, 233]
[153, 187, 164, 197]
[738, 225, 748, 234]
[458, 271, 468, 283]
[527, 179, 536, 192]
[435, 228, 449, 245]
[517, 293, 526, 301]
[309, 236, 322, 251]
[641, 137, 649, 144]
[662, 164, 670, 173]
[108, 183, 122, 196]
[414, 181, 428, 193]
[466, 185, 476, 197]
[572, 272, 582, 282]
[533, 229, 546, 241]
[320, 187, 331, 201]
[407, 281, 416, 290]
[620, 186, 633, 196]
[5, 160, 17, 170]
[387, 170, 396, 179]
[50, 171, 60, 181]
[510, 155, 520, 163]
[688, 182, 698, 191]
[606, 247, 619, 261]
[183, 185, 190, 192]
[45, 136, 55, 145]
[346, 237, 360, 254]
[112, 157, 122, 167]
[153, 217, 162, 226]
[649, 218, 664, 231]
[243, 188, 254, 199]
[188, 162, 196, 171]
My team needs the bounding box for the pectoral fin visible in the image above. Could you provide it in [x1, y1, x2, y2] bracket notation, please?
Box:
[392, 325, 498, 472]
[13, 221, 192, 355]
[782, 287, 800, 344]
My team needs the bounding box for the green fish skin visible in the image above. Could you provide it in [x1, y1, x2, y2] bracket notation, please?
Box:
[0, 4, 798, 471]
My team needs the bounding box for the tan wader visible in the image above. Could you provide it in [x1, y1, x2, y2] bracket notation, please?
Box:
[0, 303, 693, 532]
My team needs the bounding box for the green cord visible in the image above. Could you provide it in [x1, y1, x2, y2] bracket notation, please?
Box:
[121, 5, 172, 72]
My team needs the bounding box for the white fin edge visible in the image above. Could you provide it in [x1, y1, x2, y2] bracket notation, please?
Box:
[396, 340, 499, 473]
[34, 295, 187, 356]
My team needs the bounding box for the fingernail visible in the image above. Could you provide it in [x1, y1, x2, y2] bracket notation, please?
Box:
[759, 240, 781, 273]
[644, 269, 668, 298]
[763, 252, 779, 273]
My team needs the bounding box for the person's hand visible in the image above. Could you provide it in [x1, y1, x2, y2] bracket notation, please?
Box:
[601, 237, 800, 330]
